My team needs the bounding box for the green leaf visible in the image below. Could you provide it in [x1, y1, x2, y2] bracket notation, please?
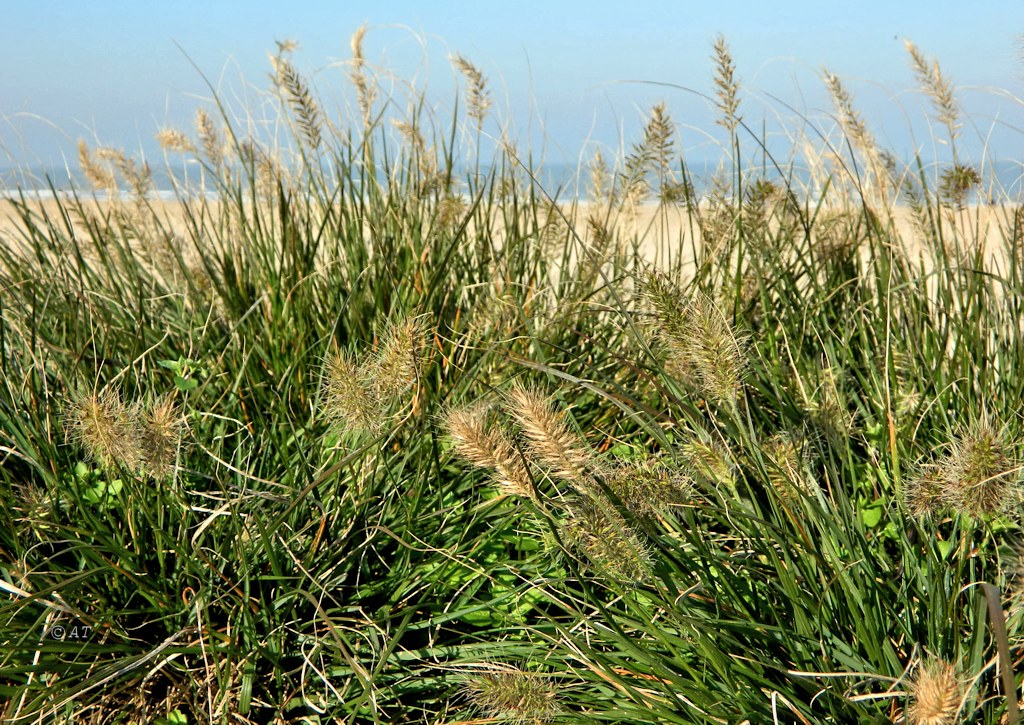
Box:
[174, 376, 199, 393]
[860, 500, 884, 528]
[153, 710, 187, 725]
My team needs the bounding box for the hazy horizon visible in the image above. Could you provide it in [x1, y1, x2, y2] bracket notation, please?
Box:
[3, 2, 1022, 174]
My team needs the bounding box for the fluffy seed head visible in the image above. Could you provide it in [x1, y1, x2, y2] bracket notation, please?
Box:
[155, 128, 196, 155]
[450, 54, 491, 126]
[906, 659, 962, 725]
[905, 465, 945, 519]
[462, 664, 560, 725]
[77, 140, 116, 191]
[504, 385, 593, 486]
[904, 40, 960, 140]
[605, 458, 692, 519]
[563, 498, 652, 583]
[139, 396, 184, 481]
[371, 316, 427, 402]
[194, 109, 223, 168]
[66, 388, 142, 471]
[941, 417, 1018, 517]
[445, 402, 533, 498]
[643, 273, 748, 407]
[321, 351, 378, 434]
[763, 432, 814, 501]
[712, 35, 742, 134]
[682, 438, 737, 490]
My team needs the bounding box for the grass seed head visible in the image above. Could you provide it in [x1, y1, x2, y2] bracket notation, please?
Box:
[371, 316, 427, 403]
[683, 438, 737, 490]
[321, 350, 378, 434]
[763, 432, 813, 501]
[505, 385, 594, 487]
[712, 35, 742, 134]
[905, 465, 945, 519]
[606, 458, 692, 519]
[941, 416, 1018, 517]
[907, 658, 962, 725]
[563, 498, 652, 584]
[139, 396, 184, 481]
[445, 402, 533, 498]
[462, 664, 560, 725]
[155, 128, 196, 155]
[66, 388, 142, 472]
[194, 109, 223, 168]
[450, 54, 491, 126]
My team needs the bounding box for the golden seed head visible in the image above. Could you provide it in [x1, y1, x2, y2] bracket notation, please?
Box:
[139, 396, 184, 481]
[66, 388, 142, 471]
[155, 128, 196, 155]
[444, 402, 533, 498]
[904, 40, 960, 139]
[712, 35, 742, 134]
[77, 140, 116, 191]
[450, 54, 491, 126]
[194, 109, 223, 168]
[504, 385, 593, 486]
[907, 659, 962, 725]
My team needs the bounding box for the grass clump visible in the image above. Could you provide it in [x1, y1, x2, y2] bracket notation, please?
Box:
[3, 28, 1024, 725]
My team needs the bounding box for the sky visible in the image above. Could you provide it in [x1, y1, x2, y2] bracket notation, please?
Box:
[2, 1, 1022, 176]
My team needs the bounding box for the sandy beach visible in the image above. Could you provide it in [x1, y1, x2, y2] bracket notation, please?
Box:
[2, 196, 1020, 276]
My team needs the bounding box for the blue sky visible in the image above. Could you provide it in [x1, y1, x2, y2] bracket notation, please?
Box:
[2, 2, 1022, 172]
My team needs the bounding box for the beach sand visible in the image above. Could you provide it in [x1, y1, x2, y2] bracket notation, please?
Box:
[2, 197, 1020, 276]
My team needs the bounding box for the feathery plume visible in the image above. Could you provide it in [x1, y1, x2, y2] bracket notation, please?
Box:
[78, 140, 116, 191]
[194, 109, 223, 168]
[712, 35, 742, 135]
[66, 388, 142, 471]
[445, 402, 533, 498]
[450, 54, 491, 127]
[462, 664, 560, 725]
[904, 40, 961, 142]
[350, 24, 375, 127]
[271, 52, 324, 151]
[906, 658, 962, 725]
[155, 128, 196, 155]
[618, 102, 677, 210]
[822, 70, 896, 203]
[763, 432, 813, 501]
[587, 148, 611, 204]
[504, 385, 594, 486]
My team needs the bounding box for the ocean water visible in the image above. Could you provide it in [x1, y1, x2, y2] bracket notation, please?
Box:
[3, 158, 1022, 203]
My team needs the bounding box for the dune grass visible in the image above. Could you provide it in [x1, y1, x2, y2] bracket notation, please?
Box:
[2, 28, 1024, 724]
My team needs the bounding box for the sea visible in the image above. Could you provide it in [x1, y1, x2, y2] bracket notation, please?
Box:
[2, 158, 1022, 204]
